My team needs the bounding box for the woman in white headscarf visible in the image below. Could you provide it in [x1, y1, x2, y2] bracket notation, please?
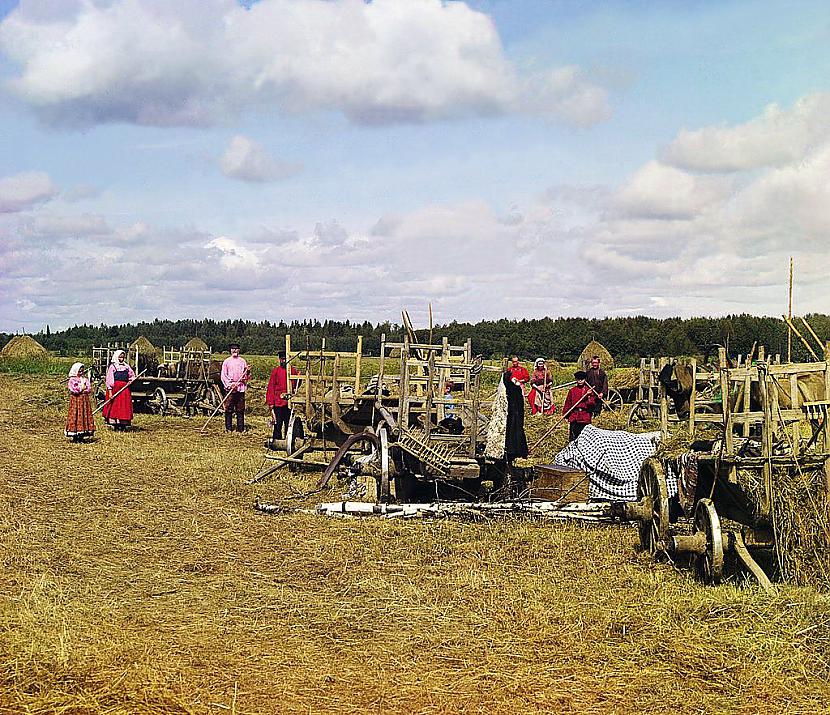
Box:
[102, 350, 135, 430]
[65, 362, 95, 442]
[528, 357, 555, 415]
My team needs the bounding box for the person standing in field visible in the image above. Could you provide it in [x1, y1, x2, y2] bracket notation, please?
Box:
[528, 357, 555, 415]
[221, 342, 250, 433]
[563, 370, 596, 441]
[585, 355, 608, 417]
[102, 350, 135, 431]
[65, 362, 95, 442]
[508, 356, 530, 393]
[266, 350, 297, 444]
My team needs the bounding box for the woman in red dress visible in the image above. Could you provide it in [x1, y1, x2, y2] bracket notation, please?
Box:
[527, 357, 556, 415]
[102, 350, 135, 430]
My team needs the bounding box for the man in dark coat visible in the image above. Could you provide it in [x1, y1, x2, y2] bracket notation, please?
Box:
[585, 356, 609, 417]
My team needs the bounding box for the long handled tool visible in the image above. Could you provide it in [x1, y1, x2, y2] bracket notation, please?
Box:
[93, 369, 147, 415]
[199, 370, 249, 433]
[528, 390, 593, 454]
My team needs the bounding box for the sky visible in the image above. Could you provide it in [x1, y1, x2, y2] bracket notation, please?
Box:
[1, 0, 829, 333]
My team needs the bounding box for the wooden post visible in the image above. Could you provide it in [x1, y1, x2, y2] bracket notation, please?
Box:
[400, 337, 411, 430]
[824, 342, 830, 454]
[758, 366, 774, 516]
[355, 335, 363, 394]
[378, 333, 386, 399]
[742, 369, 752, 438]
[758, 345, 765, 362]
[658, 357, 669, 440]
[689, 357, 697, 437]
[649, 357, 656, 417]
[788, 255, 793, 362]
[718, 347, 734, 458]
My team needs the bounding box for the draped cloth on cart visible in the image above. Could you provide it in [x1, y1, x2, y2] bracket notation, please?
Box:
[553, 424, 678, 501]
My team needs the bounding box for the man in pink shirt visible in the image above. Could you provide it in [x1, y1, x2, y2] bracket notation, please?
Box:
[221, 342, 250, 432]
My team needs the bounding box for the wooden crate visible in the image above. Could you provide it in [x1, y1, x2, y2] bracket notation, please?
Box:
[530, 464, 589, 503]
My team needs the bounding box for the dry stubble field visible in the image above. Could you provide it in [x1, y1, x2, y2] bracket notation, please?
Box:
[2, 371, 830, 714]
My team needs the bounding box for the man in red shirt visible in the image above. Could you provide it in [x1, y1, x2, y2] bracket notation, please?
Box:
[266, 351, 298, 444]
[563, 370, 596, 442]
[508, 355, 530, 393]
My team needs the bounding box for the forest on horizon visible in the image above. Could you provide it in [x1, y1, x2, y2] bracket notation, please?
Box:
[4, 313, 830, 366]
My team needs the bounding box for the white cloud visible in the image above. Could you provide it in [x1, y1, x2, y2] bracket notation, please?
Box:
[613, 161, 733, 219]
[21, 213, 112, 240]
[661, 93, 830, 172]
[219, 135, 302, 183]
[0, 0, 610, 128]
[0, 171, 58, 213]
[6, 91, 830, 331]
[205, 236, 261, 271]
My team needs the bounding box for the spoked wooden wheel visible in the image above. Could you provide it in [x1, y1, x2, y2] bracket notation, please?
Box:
[285, 413, 305, 456]
[148, 387, 168, 415]
[694, 498, 724, 585]
[603, 388, 623, 412]
[627, 402, 651, 428]
[637, 458, 669, 556]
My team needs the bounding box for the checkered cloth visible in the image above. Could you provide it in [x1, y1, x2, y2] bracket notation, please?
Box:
[553, 425, 678, 501]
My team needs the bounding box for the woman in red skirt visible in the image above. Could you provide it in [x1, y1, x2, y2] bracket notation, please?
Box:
[65, 362, 95, 442]
[102, 350, 135, 430]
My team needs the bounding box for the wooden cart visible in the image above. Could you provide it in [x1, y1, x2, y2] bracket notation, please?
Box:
[91, 342, 223, 416]
[261, 333, 508, 502]
[627, 346, 830, 589]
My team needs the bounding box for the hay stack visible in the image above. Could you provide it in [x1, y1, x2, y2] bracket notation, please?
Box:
[609, 367, 639, 390]
[0, 334, 47, 358]
[130, 335, 157, 354]
[579, 340, 614, 370]
[184, 337, 209, 352]
[130, 336, 159, 375]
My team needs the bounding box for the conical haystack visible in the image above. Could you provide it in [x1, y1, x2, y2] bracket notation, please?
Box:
[130, 335, 157, 355]
[184, 337, 209, 352]
[0, 334, 48, 358]
[579, 339, 614, 370]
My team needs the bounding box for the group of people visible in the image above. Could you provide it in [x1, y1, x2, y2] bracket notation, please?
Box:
[64, 343, 609, 447]
[64, 349, 135, 441]
[63, 343, 296, 442]
[507, 354, 609, 441]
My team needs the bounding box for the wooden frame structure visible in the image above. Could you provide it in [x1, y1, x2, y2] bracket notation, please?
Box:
[274, 333, 500, 501]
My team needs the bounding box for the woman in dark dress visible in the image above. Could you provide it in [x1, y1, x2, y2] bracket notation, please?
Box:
[503, 371, 528, 462]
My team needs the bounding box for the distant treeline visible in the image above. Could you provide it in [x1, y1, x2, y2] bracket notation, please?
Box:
[4, 314, 829, 365]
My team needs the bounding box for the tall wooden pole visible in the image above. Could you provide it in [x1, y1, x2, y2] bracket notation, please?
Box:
[788, 256, 793, 362]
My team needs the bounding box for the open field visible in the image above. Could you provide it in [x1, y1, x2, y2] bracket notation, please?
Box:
[2, 370, 830, 714]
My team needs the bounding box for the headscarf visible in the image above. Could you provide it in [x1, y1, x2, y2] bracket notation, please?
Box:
[68, 362, 84, 377]
[111, 349, 127, 365]
[534, 357, 545, 366]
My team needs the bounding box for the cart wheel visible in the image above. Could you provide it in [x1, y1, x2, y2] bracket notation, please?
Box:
[603, 388, 623, 412]
[694, 498, 724, 585]
[627, 402, 651, 429]
[148, 387, 168, 415]
[637, 458, 669, 556]
[285, 413, 305, 455]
